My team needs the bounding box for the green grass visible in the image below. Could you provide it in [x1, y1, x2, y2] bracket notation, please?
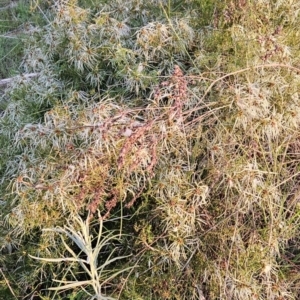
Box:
[0, 0, 49, 79]
[1, 0, 300, 299]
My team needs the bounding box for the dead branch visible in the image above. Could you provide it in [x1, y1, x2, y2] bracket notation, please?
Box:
[0, 73, 38, 89]
[0, 2, 17, 11]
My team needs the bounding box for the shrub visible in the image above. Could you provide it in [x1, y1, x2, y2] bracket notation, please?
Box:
[1, 0, 300, 299]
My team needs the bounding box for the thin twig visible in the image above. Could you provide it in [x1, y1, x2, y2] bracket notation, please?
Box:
[196, 63, 300, 103]
[0, 268, 18, 299]
[0, 73, 38, 88]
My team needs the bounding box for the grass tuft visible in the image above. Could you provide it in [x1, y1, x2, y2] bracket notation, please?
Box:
[1, 0, 300, 299]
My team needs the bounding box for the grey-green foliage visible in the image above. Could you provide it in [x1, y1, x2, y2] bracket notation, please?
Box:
[0, 0, 50, 79]
[29, 212, 132, 300]
[1, 0, 300, 299]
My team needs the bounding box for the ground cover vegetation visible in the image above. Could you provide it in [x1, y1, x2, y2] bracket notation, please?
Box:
[1, 0, 300, 299]
[0, 0, 50, 80]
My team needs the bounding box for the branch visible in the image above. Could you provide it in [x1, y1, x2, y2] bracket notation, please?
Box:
[0, 73, 38, 89]
[0, 2, 17, 11]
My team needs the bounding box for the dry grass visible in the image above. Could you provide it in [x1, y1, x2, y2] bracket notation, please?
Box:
[1, 0, 300, 299]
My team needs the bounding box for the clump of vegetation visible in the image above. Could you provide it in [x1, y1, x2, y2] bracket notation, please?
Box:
[0, 0, 49, 80]
[1, 0, 300, 299]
